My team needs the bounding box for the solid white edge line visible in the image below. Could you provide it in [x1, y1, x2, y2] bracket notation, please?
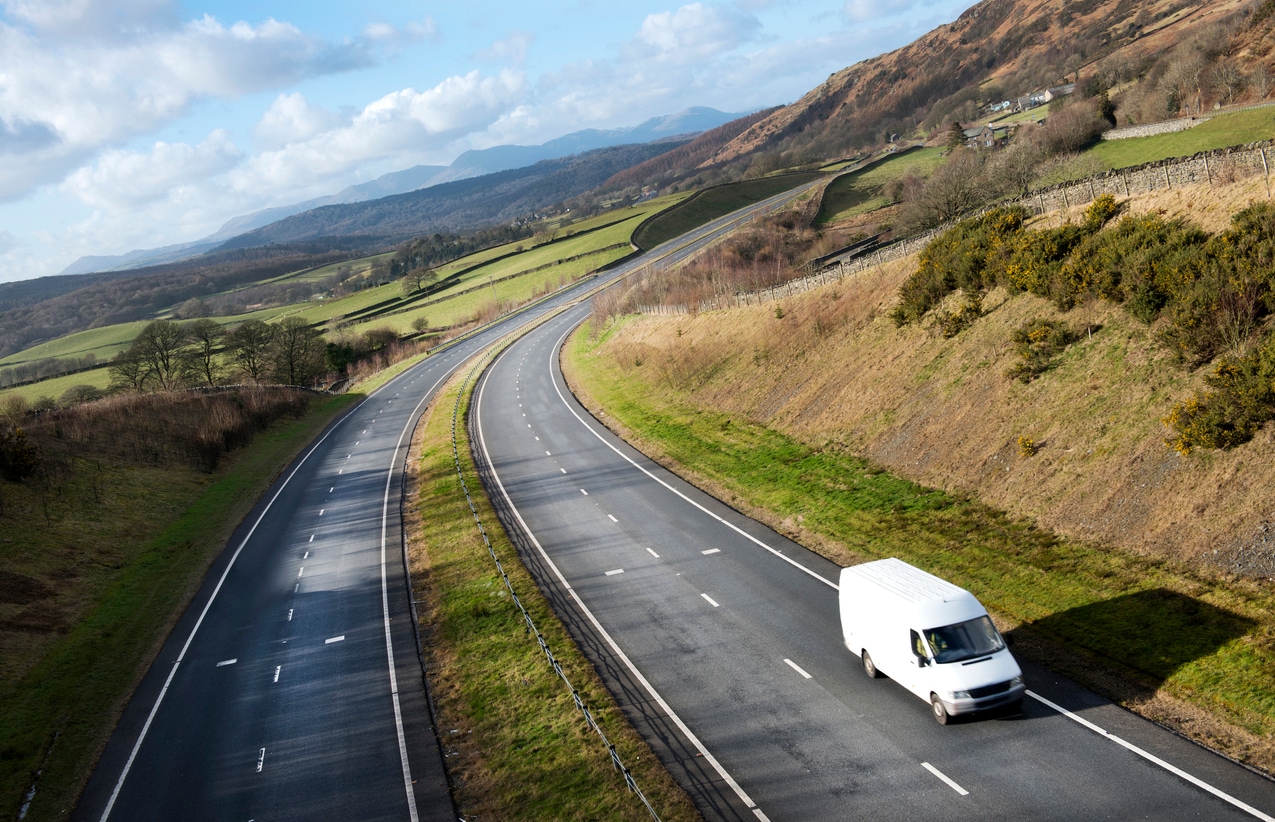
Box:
[543, 321, 839, 592]
[1026, 690, 1274, 821]
[376, 363, 467, 822]
[921, 762, 969, 796]
[99, 393, 358, 822]
[783, 658, 812, 679]
[475, 345, 762, 814]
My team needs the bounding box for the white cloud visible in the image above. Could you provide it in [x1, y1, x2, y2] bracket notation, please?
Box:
[0, 6, 419, 201]
[0, 229, 15, 254]
[631, 3, 760, 64]
[62, 129, 242, 209]
[254, 93, 342, 151]
[363, 16, 439, 50]
[477, 31, 534, 67]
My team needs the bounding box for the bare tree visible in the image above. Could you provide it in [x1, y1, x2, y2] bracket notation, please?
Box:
[401, 266, 438, 295]
[108, 347, 151, 393]
[1211, 59, 1246, 106]
[900, 149, 989, 230]
[989, 130, 1045, 198]
[1252, 64, 1270, 101]
[226, 320, 275, 384]
[130, 320, 188, 391]
[270, 317, 326, 386]
[183, 318, 224, 386]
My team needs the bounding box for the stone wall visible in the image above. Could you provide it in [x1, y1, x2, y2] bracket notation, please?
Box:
[1101, 117, 1209, 140]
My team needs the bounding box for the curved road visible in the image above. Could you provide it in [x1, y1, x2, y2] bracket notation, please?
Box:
[470, 301, 1275, 821]
[74, 183, 816, 822]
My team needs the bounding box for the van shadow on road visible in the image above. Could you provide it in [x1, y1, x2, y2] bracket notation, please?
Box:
[1009, 586, 1256, 702]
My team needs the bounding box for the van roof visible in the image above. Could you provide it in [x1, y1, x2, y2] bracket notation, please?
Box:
[847, 558, 970, 604]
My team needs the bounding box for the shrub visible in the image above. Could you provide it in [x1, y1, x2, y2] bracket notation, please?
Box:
[1163, 337, 1275, 454]
[1005, 319, 1079, 382]
[935, 292, 983, 337]
[0, 426, 41, 481]
[1017, 436, 1040, 457]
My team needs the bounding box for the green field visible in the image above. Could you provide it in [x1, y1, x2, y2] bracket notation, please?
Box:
[0, 322, 149, 368]
[816, 146, 946, 225]
[633, 173, 823, 250]
[1087, 107, 1275, 170]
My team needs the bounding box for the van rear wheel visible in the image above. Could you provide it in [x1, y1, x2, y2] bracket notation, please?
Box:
[931, 694, 950, 725]
[862, 650, 881, 679]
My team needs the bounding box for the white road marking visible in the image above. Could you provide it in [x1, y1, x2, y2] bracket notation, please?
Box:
[753, 810, 773, 822]
[580, 489, 588, 496]
[1027, 690, 1275, 821]
[309, 534, 314, 542]
[608, 514, 618, 523]
[783, 658, 812, 679]
[319, 509, 324, 516]
[560, 468, 566, 473]
[338, 469, 343, 474]
[605, 569, 624, 576]
[325, 635, 345, 644]
[922, 762, 968, 796]
[216, 659, 237, 667]
[646, 548, 660, 558]
[287, 609, 293, 621]
[294, 583, 299, 593]
[701, 548, 721, 555]
[273, 666, 281, 683]
[329, 487, 334, 493]
[546, 450, 551, 456]
[701, 594, 720, 608]
[534, 436, 540, 441]
[356, 441, 360, 445]
[256, 748, 265, 773]
[297, 567, 304, 578]
[303, 551, 308, 559]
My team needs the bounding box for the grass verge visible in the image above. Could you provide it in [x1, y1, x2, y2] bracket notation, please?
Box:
[564, 317, 1275, 773]
[0, 391, 361, 820]
[402, 360, 701, 821]
[634, 173, 822, 250]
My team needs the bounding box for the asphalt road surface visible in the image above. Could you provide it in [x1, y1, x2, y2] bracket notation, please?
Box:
[469, 301, 1275, 822]
[74, 182, 817, 822]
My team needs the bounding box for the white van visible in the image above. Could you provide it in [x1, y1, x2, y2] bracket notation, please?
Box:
[839, 558, 1024, 724]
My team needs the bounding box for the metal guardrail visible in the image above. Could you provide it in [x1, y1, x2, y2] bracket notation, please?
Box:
[447, 351, 663, 822]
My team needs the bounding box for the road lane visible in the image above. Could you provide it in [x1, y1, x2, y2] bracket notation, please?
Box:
[471, 301, 1275, 821]
[75, 181, 821, 821]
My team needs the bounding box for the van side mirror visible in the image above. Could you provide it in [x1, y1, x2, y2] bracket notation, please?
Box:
[914, 653, 928, 667]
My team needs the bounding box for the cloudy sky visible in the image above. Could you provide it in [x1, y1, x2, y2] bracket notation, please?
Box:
[0, 0, 974, 282]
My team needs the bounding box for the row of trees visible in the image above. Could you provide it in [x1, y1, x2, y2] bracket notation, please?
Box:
[109, 318, 328, 392]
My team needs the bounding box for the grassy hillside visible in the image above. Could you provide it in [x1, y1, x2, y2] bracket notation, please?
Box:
[1088, 106, 1275, 169]
[565, 172, 1275, 772]
[633, 173, 822, 250]
[816, 147, 945, 225]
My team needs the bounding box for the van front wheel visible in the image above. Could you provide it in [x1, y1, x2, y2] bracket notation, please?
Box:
[862, 650, 882, 679]
[931, 694, 950, 725]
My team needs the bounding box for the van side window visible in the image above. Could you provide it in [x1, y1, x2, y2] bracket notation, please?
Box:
[910, 629, 927, 659]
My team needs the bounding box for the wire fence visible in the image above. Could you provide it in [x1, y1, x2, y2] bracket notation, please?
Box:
[447, 352, 663, 822]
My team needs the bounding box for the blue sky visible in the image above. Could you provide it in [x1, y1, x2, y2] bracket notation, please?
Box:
[0, 0, 974, 281]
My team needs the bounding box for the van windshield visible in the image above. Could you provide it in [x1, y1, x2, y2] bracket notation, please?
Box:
[924, 616, 1004, 663]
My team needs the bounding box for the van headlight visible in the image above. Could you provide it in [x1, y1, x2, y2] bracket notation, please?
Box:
[950, 690, 971, 700]
[1009, 676, 1024, 688]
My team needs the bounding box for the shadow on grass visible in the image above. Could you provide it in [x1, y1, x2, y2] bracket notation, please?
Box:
[1016, 587, 1256, 691]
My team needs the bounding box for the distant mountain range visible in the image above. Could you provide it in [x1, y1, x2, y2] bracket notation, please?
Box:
[59, 107, 742, 276]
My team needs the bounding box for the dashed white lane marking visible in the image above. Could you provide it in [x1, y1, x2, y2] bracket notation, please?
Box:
[325, 635, 345, 644]
[309, 534, 314, 543]
[319, 509, 324, 516]
[783, 658, 812, 679]
[216, 659, 237, 667]
[294, 583, 299, 593]
[580, 489, 588, 496]
[287, 609, 293, 621]
[702, 548, 721, 555]
[608, 514, 618, 523]
[338, 469, 343, 474]
[256, 748, 265, 773]
[527, 423, 532, 428]
[329, 487, 334, 493]
[605, 569, 624, 576]
[646, 548, 660, 558]
[560, 468, 566, 474]
[303, 551, 308, 559]
[534, 436, 540, 441]
[701, 594, 720, 608]
[1026, 690, 1275, 821]
[922, 762, 968, 796]
[546, 450, 551, 456]
[356, 441, 360, 446]
[297, 567, 304, 578]
[273, 666, 281, 683]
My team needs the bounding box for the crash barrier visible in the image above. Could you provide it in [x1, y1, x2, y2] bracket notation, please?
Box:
[447, 354, 663, 822]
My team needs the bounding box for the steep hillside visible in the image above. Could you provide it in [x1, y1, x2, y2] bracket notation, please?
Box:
[707, 0, 1254, 166]
[219, 142, 686, 251]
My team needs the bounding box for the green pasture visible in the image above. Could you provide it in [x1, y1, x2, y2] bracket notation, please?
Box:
[634, 173, 823, 250]
[1087, 107, 1275, 170]
[816, 147, 946, 225]
[0, 322, 149, 368]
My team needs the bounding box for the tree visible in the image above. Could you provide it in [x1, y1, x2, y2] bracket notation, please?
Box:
[130, 319, 189, 391]
[946, 121, 966, 149]
[362, 327, 398, 353]
[227, 320, 275, 384]
[900, 149, 988, 231]
[183, 318, 224, 387]
[270, 317, 326, 386]
[109, 348, 150, 393]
